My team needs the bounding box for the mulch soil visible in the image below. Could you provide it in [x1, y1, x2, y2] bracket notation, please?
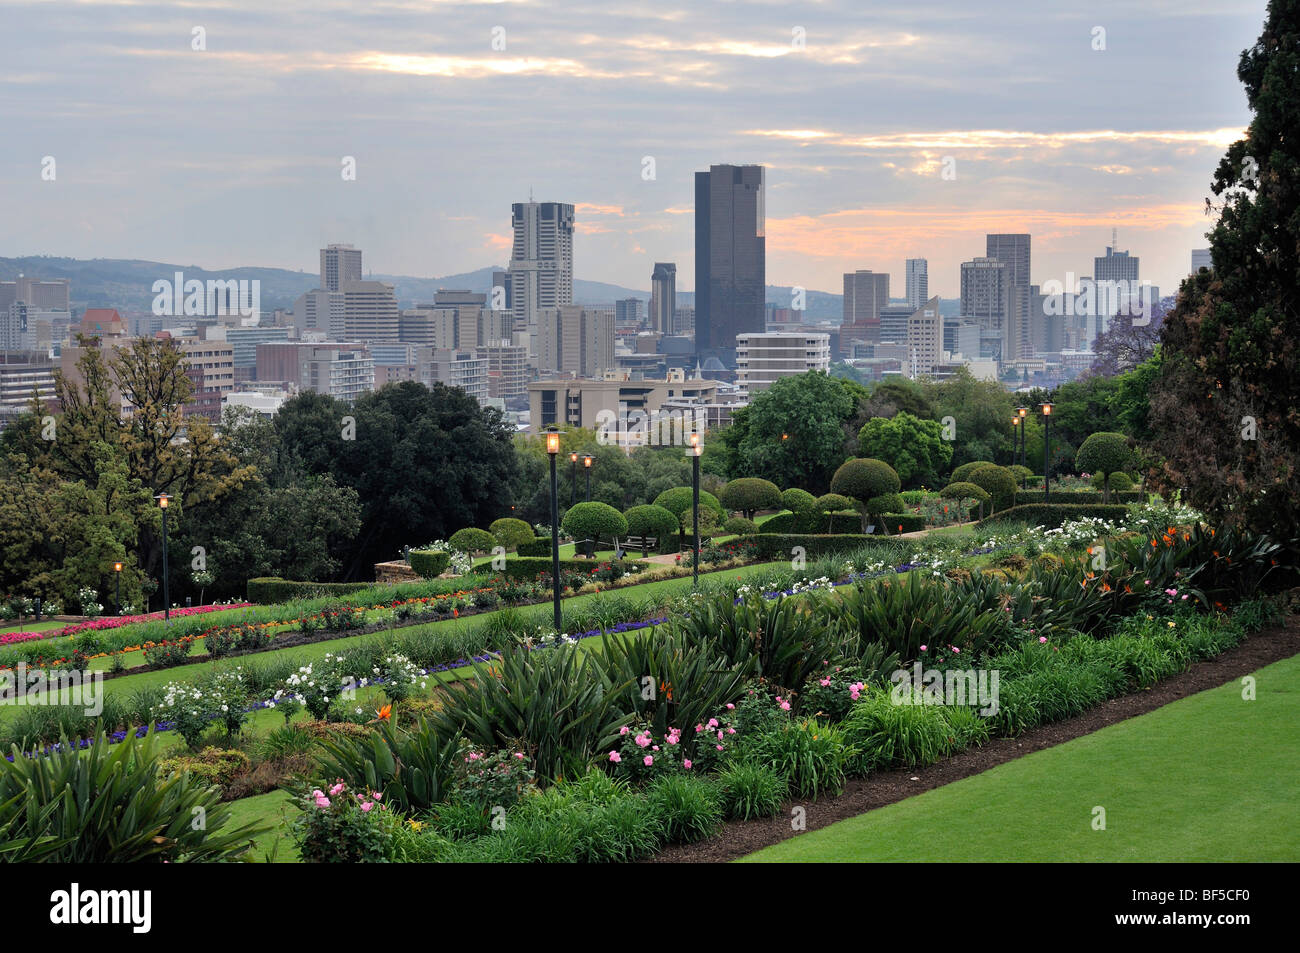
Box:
[647, 610, 1300, 863]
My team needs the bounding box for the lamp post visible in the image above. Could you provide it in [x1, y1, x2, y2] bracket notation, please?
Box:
[156, 493, 171, 621]
[569, 452, 578, 508]
[1011, 415, 1021, 480]
[689, 432, 702, 589]
[113, 562, 123, 616]
[1041, 403, 1054, 503]
[546, 432, 564, 632]
[582, 454, 595, 556]
[1017, 406, 1028, 474]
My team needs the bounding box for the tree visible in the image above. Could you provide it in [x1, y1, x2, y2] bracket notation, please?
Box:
[490, 518, 536, 552]
[722, 372, 855, 492]
[449, 528, 498, 555]
[1076, 432, 1134, 502]
[932, 368, 1017, 468]
[653, 487, 724, 522]
[950, 460, 994, 483]
[856, 412, 953, 487]
[967, 464, 1018, 512]
[719, 478, 782, 519]
[829, 458, 901, 532]
[561, 502, 628, 557]
[622, 504, 678, 555]
[940, 481, 991, 520]
[1087, 299, 1167, 376]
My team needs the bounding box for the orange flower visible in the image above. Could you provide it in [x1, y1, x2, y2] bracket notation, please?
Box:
[376, 704, 392, 721]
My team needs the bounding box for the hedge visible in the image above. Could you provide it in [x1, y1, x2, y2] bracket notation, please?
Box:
[516, 536, 554, 557]
[1014, 490, 1147, 505]
[749, 534, 901, 560]
[879, 514, 926, 534]
[409, 550, 452, 579]
[247, 577, 375, 604]
[492, 557, 647, 582]
[761, 512, 922, 535]
[976, 504, 1131, 529]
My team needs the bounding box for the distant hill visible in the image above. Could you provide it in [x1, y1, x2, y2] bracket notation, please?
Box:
[1, 255, 954, 321]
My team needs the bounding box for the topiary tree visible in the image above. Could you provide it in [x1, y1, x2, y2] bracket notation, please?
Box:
[829, 458, 901, 533]
[1090, 470, 1135, 493]
[489, 517, 535, 552]
[561, 502, 629, 559]
[653, 486, 724, 521]
[448, 527, 497, 556]
[1076, 432, 1134, 503]
[966, 464, 1017, 513]
[1007, 464, 1034, 489]
[950, 460, 995, 484]
[622, 504, 678, 555]
[723, 516, 758, 536]
[780, 487, 816, 515]
[940, 481, 991, 520]
[865, 493, 905, 533]
[719, 478, 782, 520]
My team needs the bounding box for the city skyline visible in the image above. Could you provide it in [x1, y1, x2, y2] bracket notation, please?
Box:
[0, 1, 1265, 299]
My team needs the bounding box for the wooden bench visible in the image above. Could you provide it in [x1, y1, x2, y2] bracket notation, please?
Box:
[623, 535, 659, 557]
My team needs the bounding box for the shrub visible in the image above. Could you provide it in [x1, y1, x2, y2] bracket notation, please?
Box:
[292, 781, 395, 863]
[158, 747, 251, 794]
[749, 533, 897, 560]
[143, 640, 191, 669]
[489, 517, 535, 552]
[246, 578, 373, 603]
[449, 527, 498, 555]
[831, 458, 901, 532]
[314, 716, 461, 815]
[653, 487, 725, 522]
[814, 493, 857, 515]
[967, 464, 1018, 512]
[781, 487, 817, 519]
[718, 761, 788, 820]
[1008, 464, 1035, 486]
[409, 550, 452, 579]
[841, 689, 954, 775]
[645, 773, 724, 844]
[719, 478, 782, 519]
[939, 481, 991, 518]
[950, 460, 994, 483]
[746, 718, 853, 799]
[1015, 489, 1146, 504]
[561, 502, 629, 551]
[515, 536, 552, 557]
[723, 516, 758, 536]
[976, 503, 1130, 529]
[622, 504, 678, 552]
[1076, 432, 1134, 503]
[1091, 470, 1135, 492]
[0, 731, 264, 862]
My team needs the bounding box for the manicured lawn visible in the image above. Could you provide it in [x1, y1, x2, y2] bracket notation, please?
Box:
[0, 619, 66, 634]
[219, 789, 298, 862]
[741, 653, 1300, 862]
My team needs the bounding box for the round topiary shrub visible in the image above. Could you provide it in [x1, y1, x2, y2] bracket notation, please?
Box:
[653, 487, 725, 521]
[723, 516, 758, 536]
[719, 478, 782, 520]
[1076, 432, 1135, 503]
[966, 464, 1017, 512]
[448, 527, 498, 555]
[866, 492, 905, 519]
[561, 502, 629, 556]
[1008, 464, 1034, 487]
[409, 550, 451, 579]
[830, 458, 901, 532]
[489, 517, 535, 552]
[780, 487, 816, 514]
[1090, 470, 1134, 492]
[950, 460, 995, 484]
[939, 481, 991, 519]
[814, 493, 857, 513]
[622, 504, 678, 552]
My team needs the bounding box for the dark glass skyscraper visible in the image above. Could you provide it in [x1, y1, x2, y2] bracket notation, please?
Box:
[694, 164, 765, 366]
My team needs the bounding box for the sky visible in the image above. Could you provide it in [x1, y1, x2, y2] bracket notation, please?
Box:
[0, 0, 1268, 298]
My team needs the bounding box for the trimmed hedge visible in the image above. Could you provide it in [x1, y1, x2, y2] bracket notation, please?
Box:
[749, 534, 900, 560]
[410, 550, 453, 579]
[761, 512, 922, 535]
[976, 504, 1130, 529]
[247, 577, 375, 604]
[516, 536, 554, 557]
[1014, 490, 1146, 505]
[879, 514, 926, 534]
[493, 557, 647, 582]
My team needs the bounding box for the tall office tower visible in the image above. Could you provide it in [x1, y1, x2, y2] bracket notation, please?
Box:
[960, 257, 1012, 362]
[320, 244, 363, 292]
[985, 233, 1030, 350]
[905, 259, 929, 310]
[841, 270, 890, 352]
[507, 201, 575, 335]
[1191, 248, 1212, 273]
[293, 289, 344, 336]
[339, 280, 400, 341]
[878, 305, 914, 345]
[694, 164, 765, 364]
[734, 332, 831, 396]
[1095, 232, 1139, 284]
[0, 276, 71, 312]
[650, 263, 677, 334]
[537, 306, 614, 377]
[615, 298, 644, 328]
[906, 297, 943, 377]
[399, 307, 460, 348]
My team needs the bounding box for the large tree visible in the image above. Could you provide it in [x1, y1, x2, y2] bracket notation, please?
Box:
[1149, 1, 1300, 543]
[857, 412, 953, 487]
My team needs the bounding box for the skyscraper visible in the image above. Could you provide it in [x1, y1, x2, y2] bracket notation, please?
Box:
[507, 201, 575, 336]
[650, 263, 677, 334]
[905, 259, 929, 310]
[1095, 233, 1139, 284]
[841, 270, 890, 353]
[320, 244, 362, 292]
[960, 257, 1012, 362]
[694, 164, 765, 365]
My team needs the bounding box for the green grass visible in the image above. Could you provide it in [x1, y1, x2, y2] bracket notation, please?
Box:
[741, 652, 1300, 862]
[217, 789, 298, 862]
[0, 619, 66, 634]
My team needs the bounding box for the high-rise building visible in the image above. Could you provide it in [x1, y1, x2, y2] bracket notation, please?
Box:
[293, 289, 344, 336]
[1191, 248, 1212, 273]
[537, 306, 614, 377]
[480, 343, 529, 403]
[734, 332, 830, 396]
[694, 164, 765, 364]
[0, 277, 70, 313]
[841, 270, 890, 351]
[1095, 234, 1139, 285]
[399, 307, 460, 349]
[615, 298, 644, 328]
[339, 280, 400, 341]
[507, 201, 575, 335]
[905, 259, 928, 310]
[320, 244, 363, 292]
[906, 297, 943, 377]
[985, 234, 1031, 359]
[650, 263, 676, 335]
[960, 257, 1012, 362]
[419, 347, 489, 405]
[878, 305, 914, 345]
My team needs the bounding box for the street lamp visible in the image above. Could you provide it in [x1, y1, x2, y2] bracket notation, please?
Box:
[569, 452, 578, 508]
[582, 454, 595, 556]
[545, 432, 564, 632]
[113, 562, 123, 616]
[689, 432, 703, 589]
[1040, 403, 1054, 503]
[156, 493, 171, 621]
[1017, 406, 1028, 472]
